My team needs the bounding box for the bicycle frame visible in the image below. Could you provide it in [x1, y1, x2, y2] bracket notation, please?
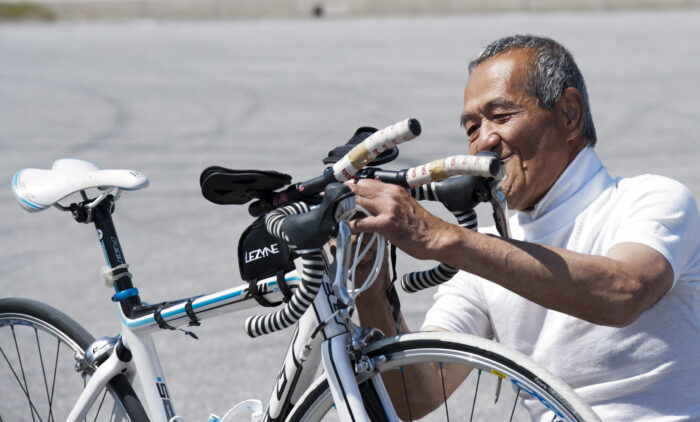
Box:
[67, 196, 391, 422]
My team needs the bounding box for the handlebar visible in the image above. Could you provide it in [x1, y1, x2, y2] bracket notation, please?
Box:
[248, 118, 421, 217]
[357, 153, 504, 189]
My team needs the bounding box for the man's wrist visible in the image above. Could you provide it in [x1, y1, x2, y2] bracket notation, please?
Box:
[355, 287, 391, 309]
[425, 221, 463, 262]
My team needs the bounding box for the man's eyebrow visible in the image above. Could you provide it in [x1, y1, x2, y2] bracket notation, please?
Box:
[459, 98, 519, 128]
[488, 98, 519, 110]
[459, 112, 474, 128]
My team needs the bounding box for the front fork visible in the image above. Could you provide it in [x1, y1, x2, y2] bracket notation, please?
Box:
[67, 336, 136, 422]
[68, 330, 176, 422]
[321, 333, 369, 420]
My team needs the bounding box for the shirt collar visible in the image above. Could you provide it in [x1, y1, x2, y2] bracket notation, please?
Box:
[516, 146, 613, 240]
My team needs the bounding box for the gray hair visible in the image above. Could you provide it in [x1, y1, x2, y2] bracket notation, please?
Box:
[469, 35, 597, 147]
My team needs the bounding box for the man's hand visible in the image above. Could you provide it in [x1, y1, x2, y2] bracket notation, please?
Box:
[346, 179, 454, 261]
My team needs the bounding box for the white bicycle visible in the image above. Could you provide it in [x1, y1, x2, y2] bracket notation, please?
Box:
[1, 119, 600, 421]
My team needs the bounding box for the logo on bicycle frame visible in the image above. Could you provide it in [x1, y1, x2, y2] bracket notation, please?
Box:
[110, 236, 123, 264]
[156, 378, 175, 419]
[244, 243, 280, 263]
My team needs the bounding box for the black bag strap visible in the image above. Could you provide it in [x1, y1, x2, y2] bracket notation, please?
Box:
[276, 271, 294, 302]
[154, 303, 177, 331]
[248, 278, 282, 308]
[386, 243, 403, 334]
[185, 298, 201, 327]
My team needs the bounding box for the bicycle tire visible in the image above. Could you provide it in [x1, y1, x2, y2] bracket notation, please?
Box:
[287, 332, 600, 422]
[0, 297, 149, 421]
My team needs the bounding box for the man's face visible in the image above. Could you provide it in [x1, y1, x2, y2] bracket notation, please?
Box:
[461, 48, 572, 211]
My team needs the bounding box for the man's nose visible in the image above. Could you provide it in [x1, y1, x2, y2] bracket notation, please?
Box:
[477, 131, 501, 153]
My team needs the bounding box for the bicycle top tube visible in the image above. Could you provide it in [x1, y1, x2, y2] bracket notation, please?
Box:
[117, 274, 303, 334]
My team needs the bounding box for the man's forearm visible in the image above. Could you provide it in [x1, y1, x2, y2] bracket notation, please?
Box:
[433, 227, 673, 327]
[355, 287, 407, 337]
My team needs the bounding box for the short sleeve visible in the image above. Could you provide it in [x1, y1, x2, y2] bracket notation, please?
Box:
[422, 271, 493, 338]
[611, 175, 700, 289]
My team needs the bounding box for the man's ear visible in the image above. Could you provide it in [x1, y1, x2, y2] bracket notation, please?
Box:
[559, 87, 585, 142]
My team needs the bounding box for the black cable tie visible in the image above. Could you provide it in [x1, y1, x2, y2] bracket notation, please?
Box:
[154, 303, 177, 331]
[276, 271, 294, 302]
[185, 298, 201, 327]
[154, 302, 199, 340]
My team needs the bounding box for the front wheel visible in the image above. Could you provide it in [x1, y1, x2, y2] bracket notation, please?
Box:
[0, 297, 149, 421]
[288, 332, 600, 422]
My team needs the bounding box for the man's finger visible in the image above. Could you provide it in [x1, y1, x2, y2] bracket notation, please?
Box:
[346, 179, 383, 198]
[350, 216, 378, 234]
[346, 179, 390, 215]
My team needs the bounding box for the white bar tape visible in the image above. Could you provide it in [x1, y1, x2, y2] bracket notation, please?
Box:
[405, 155, 503, 188]
[332, 118, 420, 182]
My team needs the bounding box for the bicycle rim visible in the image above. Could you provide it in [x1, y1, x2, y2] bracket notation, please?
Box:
[0, 298, 148, 421]
[288, 332, 599, 422]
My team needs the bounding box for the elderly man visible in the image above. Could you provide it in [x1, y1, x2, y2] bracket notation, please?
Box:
[349, 35, 700, 420]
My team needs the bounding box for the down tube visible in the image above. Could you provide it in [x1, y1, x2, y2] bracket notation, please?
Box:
[265, 312, 323, 421]
[121, 329, 177, 421]
[321, 334, 371, 421]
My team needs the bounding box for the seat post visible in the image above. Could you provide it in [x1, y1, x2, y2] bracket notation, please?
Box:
[91, 196, 142, 313]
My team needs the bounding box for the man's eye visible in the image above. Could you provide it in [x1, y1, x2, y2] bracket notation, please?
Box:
[493, 114, 511, 123]
[466, 125, 479, 138]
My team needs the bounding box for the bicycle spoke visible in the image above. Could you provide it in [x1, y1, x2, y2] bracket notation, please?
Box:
[93, 389, 109, 422]
[1, 347, 32, 400]
[47, 338, 62, 422]
[15, 326, 44, 421]
[12, 325, 39, 422]
[509, 387, 521, 421]
[34, 328, 55, 422]
[83, 374, 87, 422]
[4, 326, 43, 422]
[398, 366, 413, 421]
[439, 362, 450, 421]
[469, 369, 481, 422]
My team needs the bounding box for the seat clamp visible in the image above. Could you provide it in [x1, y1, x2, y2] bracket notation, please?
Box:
[112, 287, 138, 302]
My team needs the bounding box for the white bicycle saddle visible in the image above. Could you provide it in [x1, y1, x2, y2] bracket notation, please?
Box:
[12, 158, 149, 213]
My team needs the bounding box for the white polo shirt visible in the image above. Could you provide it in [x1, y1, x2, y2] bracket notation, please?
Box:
[423, 147, 700, 421]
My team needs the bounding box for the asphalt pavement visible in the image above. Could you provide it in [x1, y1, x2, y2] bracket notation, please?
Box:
[1, 10, 699, 420]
